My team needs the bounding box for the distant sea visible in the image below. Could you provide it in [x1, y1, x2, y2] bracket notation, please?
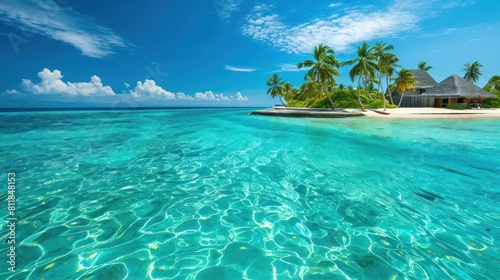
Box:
[0, 106, 253, 112]
[1, 108, 499, 279]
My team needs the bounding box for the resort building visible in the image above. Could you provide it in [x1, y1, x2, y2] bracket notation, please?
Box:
[391, 70, 438, 107]
[422, 74, 497, 108]
[392, 70, 497, 108]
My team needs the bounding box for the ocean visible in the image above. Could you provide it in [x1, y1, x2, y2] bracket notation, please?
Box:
[0, 108, 499, 279]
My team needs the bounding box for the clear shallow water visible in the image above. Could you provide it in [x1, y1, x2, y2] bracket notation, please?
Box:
[0, 108, 499, 279]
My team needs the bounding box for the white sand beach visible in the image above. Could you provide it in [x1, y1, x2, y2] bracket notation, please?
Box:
[252, 107, 500, 118]
[357, 108, 500, 118]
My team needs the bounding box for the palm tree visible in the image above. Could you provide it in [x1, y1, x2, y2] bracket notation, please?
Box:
[418, 61, 432, 71]
[373, 42, 398, 110]
[298, 44, 341, 110]
[281, 81, 294, 102]
[363, 76, 378, 97]
[394, 69, 417, 107]
[385, 55, 400, 106]
[344, 42, 378, 112]
[289, 87, 300, 101]
[300, 71, 321, 100]
[484, 75, 500, 92]
[463, 61, 483, 84]
[266, 74, 286, 106]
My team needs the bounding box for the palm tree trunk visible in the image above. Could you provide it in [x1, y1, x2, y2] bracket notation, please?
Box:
[397, 92, 405, 107]
[321, 85, 336, 111]
[357, 77, 366, 112]
[378, 73, 387, 111]
[278, 95, 286, 107]
[387, 76, 395, 105]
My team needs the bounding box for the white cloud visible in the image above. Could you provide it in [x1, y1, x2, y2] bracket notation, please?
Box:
[129, 80, 175, 99]
[195, 91, 248, 101]
[272, 63, 308, 73]
[242, 2, 419, 53]
[0, 0, 129, 58]
[253, 4, 272, 12]
[235, 92, 248, 101]
[195, 91, 217, 100]
[328, 3, 342, 8]
[216, 93, 231, 101]
[21, 68, 115, 96]
[441, 0, 476, 9]
[5, 89, 20, 94]
[124, 83, 130, 88]
[213, 0, 242, 22]
[176, 92, 194, 100]
[6, 68, 249, 102]
[224, 65, 257, 72]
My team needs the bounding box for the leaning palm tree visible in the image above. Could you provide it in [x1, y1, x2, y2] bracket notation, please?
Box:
[298, 44, 341, 110]
[385, 54, 400, 106]
[418, 61, 432, 71]
[373, 42, 399, 110]
[344, 42, 378, 112]
[463, 61, 483, 84]
[266, 74, 286, 106]
[394, 69, 417, 107]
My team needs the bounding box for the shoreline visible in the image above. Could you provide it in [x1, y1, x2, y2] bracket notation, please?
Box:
[251, 108, 365, 118]
[252, 107, 500, 119]
[359, 108, 500, 119]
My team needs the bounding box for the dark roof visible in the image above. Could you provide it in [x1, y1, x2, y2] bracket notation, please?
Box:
[423, 74, 497, 99]
[409, 69, 438, 89]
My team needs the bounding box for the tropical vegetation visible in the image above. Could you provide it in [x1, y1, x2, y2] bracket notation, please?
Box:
[297, 44, 340, 110]
[374, 42, 399, 110]
[483, 75, 500, 108]
[393, 69, 418, 107]
[343, 42, 378, 112]
[417, 61, 432, 71]
[264, 43, 498, 109]
[265, 74, 286, 106]
[463, 61, 483, 84]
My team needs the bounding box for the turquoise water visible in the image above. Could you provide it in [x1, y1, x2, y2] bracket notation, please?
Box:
[0, 108, 499, 279]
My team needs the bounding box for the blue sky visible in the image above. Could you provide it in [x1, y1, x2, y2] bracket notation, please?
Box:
[0, 0, 499, 108]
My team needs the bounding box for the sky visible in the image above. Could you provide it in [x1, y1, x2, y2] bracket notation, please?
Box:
[0, 0, 499, 108]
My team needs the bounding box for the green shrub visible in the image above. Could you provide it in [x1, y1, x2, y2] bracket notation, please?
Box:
[287, 88, 398, 109]
[447, 103, 464, 110]
[483, 90, 500, 108]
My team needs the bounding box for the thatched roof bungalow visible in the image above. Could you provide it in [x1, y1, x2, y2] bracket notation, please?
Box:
[410, 69, 438, 94]
[422, 74, 497, 108]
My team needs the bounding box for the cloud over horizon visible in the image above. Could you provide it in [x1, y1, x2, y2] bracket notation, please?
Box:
[5, 68, 249, 103]
[22, 68, 116, 96]
[0, 0, 129, 58]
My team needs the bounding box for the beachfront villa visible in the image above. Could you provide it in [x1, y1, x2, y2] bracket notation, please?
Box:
[392, 70, 497, 108]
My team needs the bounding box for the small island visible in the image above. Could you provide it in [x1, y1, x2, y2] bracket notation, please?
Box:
[254, 42, 500, 118]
